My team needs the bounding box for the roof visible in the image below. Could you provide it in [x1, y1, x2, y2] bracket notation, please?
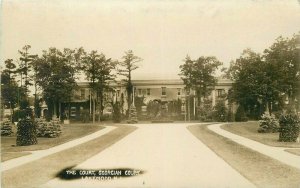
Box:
[76, 78, 233, 88]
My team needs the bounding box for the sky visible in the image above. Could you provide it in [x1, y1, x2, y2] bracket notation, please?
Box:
[1, 0, 300, 80]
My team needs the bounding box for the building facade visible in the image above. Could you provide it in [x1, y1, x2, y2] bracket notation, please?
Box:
[64, 78, 234, 120]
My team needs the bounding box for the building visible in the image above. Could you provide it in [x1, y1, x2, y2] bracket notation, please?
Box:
[63, 78, 234, 121]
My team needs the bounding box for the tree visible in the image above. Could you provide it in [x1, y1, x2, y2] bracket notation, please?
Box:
[263, 33, 300, 112]
[179, 55, 222, 119]
[36, 48, 77, 119]
[62, 47, 85, 120]
[228, 32, 300, 119]
[1, 59, 22, 121]
[82, 50, 115, 123]
[18, 45, 38, 95]
[228, 49, 268, 118]
[118, 50, 142, 114]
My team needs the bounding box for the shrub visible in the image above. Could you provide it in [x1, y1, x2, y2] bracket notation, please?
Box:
[197, 99, 214, 122]
[235, 105, 248, 122]
[147, 100, 160, 118]
[12, 110, 26, 122]
[36, 118, 61, 138]
[278, 113, 300, 142]
[258, 113, 279, 133]
[198, 106, 213, 122]
[227, 109, 235, 122]
[13, 107, 34, 122]
[127, 105, 138, 124]
[213, 101, 228, 122]
[1, 120, 13, 136]
[16, 117, 38, 146]
[112, 102, 121, 123]
[80, 109, 90, 123]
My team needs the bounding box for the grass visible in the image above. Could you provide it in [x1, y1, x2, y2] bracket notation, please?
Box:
[221, 121, 300, 148]
[1, 125, 137, 188]
[188, 124, 300, 188]
[285, 149, 300, 156]
[1, 123, 104, 161]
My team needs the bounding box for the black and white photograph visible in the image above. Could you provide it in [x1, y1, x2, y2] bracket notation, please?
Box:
[0, 0, 300, 187]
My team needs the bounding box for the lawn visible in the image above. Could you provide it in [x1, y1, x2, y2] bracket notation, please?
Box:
[1, 125, 137, 188]
[188, 124, 300, 188]
[221, 121, 300, 148]
[285, 149, 300, 156]
[1, 123, 104, 161]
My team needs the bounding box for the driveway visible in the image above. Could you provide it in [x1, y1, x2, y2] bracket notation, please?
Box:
[43, 123, 254, 188]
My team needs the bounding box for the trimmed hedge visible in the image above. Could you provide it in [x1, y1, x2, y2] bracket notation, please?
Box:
[258, 113, 279, 133]
[1, 120, 13, 136]
[279, 113, 300, 142]
[16, 117, 38, 146]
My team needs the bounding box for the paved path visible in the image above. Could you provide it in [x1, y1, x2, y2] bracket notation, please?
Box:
[1, 126, 116, 172]
[43, 123, 254, 188]
[208, 123, 300, 170]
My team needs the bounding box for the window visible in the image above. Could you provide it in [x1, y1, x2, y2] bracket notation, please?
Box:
[162, 87, 166, 96]
[177, 88, 181, 96]
[147, 88, 150, 95]
[142, 89, 146, 95]
[70, 107, 76, 117]
[80, 89, 85, 100]
[138, 89, 142, 96]
[217, 89, 225, 97]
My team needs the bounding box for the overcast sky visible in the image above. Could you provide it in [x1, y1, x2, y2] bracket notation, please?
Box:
[1, 0, 300, 80]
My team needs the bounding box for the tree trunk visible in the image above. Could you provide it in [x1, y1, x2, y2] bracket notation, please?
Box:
[59, 102, 61, 120]
[53, 100, 56, 119]
[98, 91, 101, 123]
[93, 97, 95, 124]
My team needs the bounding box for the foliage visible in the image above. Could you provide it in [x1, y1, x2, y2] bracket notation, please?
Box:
[213, 100, 228, 122]
[179, 55, 222, 111]
[146, 100, 160, 119]
[118, 50, 142, 111]
[35, 118, 61, 138]
[82, 50, 116, 123]
[134, 96, 146, 118]
[167, 99, 183, 119]
[228, 49, 270, 118]
[16, 117, 37, 146]
[20, 99, 30, 110]
[279, 113, 300, 142]
[12, 110, 25, 122]
[36, 48, 78, 118]
[1, 59, 25, 110]
[18, 45, 38, 94]
[228, 33, 300, 118]
[34, 98, 42, 118]
[264, 34, 300, 108]
[12, 106, 33, 122]
[1, 120, 13, 136]
[235, 105, 248, 122]
[227, 109, 235, 122]
[80, 109, 90, 123]
[127, 104, 138, 124]
[258, 112, 279, 133]
[197, 98, 214, 122]
[112, 102, 122, 123]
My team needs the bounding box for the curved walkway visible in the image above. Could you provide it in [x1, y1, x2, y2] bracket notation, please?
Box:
[44, 123, 254, 188]
[208, 123, 300, 170]
[1, 125, 116, 172]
